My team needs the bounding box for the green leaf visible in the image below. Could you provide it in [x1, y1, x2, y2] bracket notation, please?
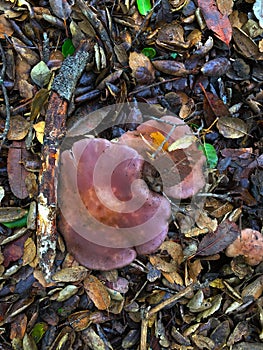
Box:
[2, 213, 28, 228]
[170, 53, 178, 59]
[198, 143, 218, 169]
[30, 322, 48, 343]
[141, 47, 156, 58]
[62, 38, 75, 57]
[137, 0, 152, 16]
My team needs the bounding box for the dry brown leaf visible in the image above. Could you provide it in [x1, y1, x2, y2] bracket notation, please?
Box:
[232, 27, 263, 60]
[7, 115, 30, 141]
[152, 60, 190, 76]
[52, 266, 88, 282]
[197, 220, 240, 256]
[0, 14, 14, 38]
[7, 141, 30, 199]
[217, 116, 248, 138]
[159, 241, 184, 263]
[22, 237, 36, 266]
[68, 311, 92, 331]
[216, 0, 233, 16]
[33, 121, 45, 144]
[129, 52, 155, 85]
[49, 0, 72, 20]
[84, 275, 111, 311]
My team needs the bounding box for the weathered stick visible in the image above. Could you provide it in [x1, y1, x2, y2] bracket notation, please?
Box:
[37, 40, 93, 281]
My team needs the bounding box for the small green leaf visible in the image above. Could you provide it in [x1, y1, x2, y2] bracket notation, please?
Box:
[62, 38, 75, 57]
[170, 53, 178, 59]
[2, 213, 28, 228]
[198, 143, 218, 169]
[30, 322, 48, 344]
[141, 47, 156, 58]
[137, 0, 152, 16]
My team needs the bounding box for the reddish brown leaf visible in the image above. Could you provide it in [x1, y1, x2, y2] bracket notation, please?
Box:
[198, 0, 232, 46]
[7, 141, 30, 199]
[197, 220, 240, 256]
[3, 233, 29, 267]
[200, 83, 230, 126]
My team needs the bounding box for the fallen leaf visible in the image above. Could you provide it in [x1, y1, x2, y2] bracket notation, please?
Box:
[197, 220, 240, 256]
[136, 0, 152, 16]
[168, 135, 196, 152]
[22, 237, 36, 266]
[0, 14, 14, 38]
[84, 275, 111, 311]
[49, 0, 72, 20]
[33, 121, 45, 144]
[201, 57, 231, 76]
[232, 27, 263, 60]
[129, 52, 155, 85]
[216, 0, 233, 16]
[152, 60, 190, 76]
[3, 233, 29, 267]
[217, 116, 248, 138]
[30, 88, 50, 121]
[198, 0, 232, 46]
[7, 115, 30, 141]
[52, 266, 88, 282]
[7, 141, 30, 199]
[30, 61, 51, 87]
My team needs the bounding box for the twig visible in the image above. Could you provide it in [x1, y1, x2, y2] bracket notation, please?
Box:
[140, 283, 198, 349]
[0, 42, 11, 149]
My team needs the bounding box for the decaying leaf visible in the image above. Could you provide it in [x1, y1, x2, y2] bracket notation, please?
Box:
[22, 237, 36, 266]
[152, 60, 190, 76]
[232, 27, 263, 60]
[216, 0, 233, 16]
[217, 116, 248, 139]
[7, 141, 30, 199]
[197, 220, 240, 256]
[129, 52, 155, 85]
[198, 0, 232, 46]
[201, 57, 231, 76]
[49, 0, 72, 20]
[52, 266, 88, 282]
[7, 115, 30, 141]
[0, 14, 14, 38]
[84, 275, 111, 311]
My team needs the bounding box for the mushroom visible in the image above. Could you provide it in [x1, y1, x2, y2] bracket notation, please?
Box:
[225, 228, 263, 266]
[120, 115, 206, 199]
[58, 138, 171, 270]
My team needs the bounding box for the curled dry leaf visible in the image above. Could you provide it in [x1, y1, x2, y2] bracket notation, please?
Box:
[232, 27, 263, 60]
[7, 115, 30, 141]
[84, 275, 111, 311]
[225, 228, 263, 266]
[129, 51, 155, 84]
[152, 60, 190, 76]
[52, 266, 88, 282]
[217, 116, 248, 139]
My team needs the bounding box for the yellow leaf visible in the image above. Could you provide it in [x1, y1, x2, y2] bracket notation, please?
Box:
[33, 121, 45, 144]
[150, 131, 169, 150]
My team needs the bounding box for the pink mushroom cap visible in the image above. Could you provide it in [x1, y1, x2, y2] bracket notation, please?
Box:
[58, 138, 171, 270]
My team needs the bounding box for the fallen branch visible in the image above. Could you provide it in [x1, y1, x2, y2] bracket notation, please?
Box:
[37, 40, 94, 281]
